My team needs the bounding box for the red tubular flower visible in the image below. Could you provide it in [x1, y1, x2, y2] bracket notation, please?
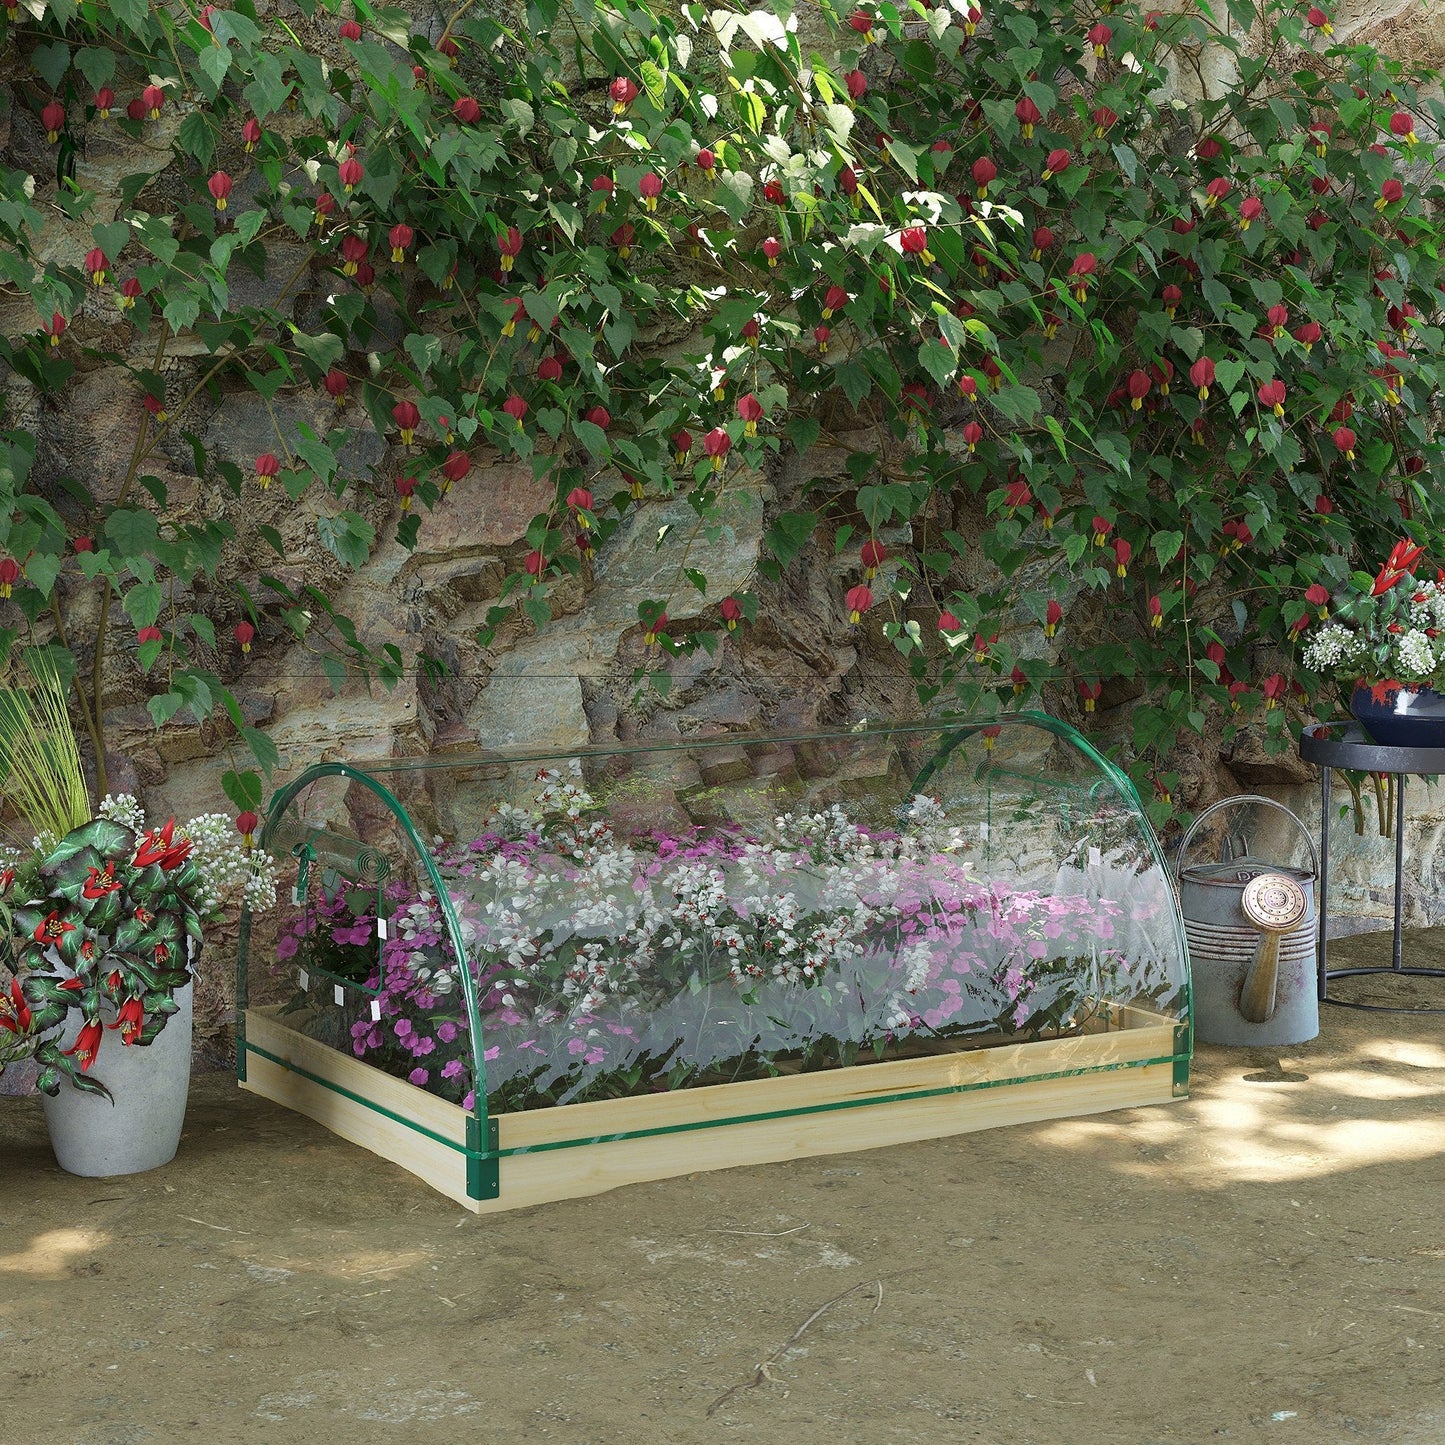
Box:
[703, 427, 731, 471]
[1087, 21, 1111, 55]
[1093, 105, 1116, 137]
[761, 236, 781, 267]
[497, 225, 523, 272]
[63, 1019, 103, 1072]
[585, 405, 611, 431]
[388, 223, 414, 262]
[981, 724, 1002, 752]
[860, 539, 885, 578]
[1306, 6, 1333, 34]
[1377, 179, 1404, 211]
[763, 179, 786, 205]
[340, 233, 368, 276]
[638, 172, 663, 213]
[501, 393, 528, 428]
[940, 610, 961, 635]
[143, 84, 165, 118]
[523, 550, 544, 580]
[118, 276, 142, 309]
[42, 312, 66, 346]
[1372, 539, 1425, 596]
[1149, 595, 1164, 629]
[41, 101, 65, 143]
[845, 584, 873, 624]
[696, 147, 716, 175]
[822, 285, 849, 319]
[74, 536, 93, 553]
[452, 96, 481, 124]
[1262, 674, 1287, 709]
[837, 167, 859, 204]
[900, 225, 933, 262]
[1044, 600, 1063, 638]
[338, 158, 363, 192]
[236, 811, 259, 847]
[137, 625, 162, 645]
[591, 175, 614, 210]
[848, 7, 876, 40]
[1197, 136, 1222, 161]
[1126, 370, 1151, 410]
[671, 430, 693, 465]
[437, 35, 460, 64]
[971, 156, 997, 199]
[1237, 196, 1263, 231]
[143, 393, 167, 422]
[814, 324, 831, 353]
[1390, 111, 1418, 145]
[314, 192, 336, 228]
[846, 70, 868, 102]
[736, 393, 764, 437]
[610, 223, 635, 260]
[440, 451, 470, 489]
[642, 610, 669, 646]
[609, 76, 639, 114]
[392, 400, 421, 444]
[0, 558, 19, 598]
[1332, 426, 1356, 460]
[0, 978, 31, 1037]
[1078, 680, 1102, 713]
[235, 620, 255, 653]
[1113, 537, 1132, 577]
[567, 487, 595, 526]
[719, 597, 743, 631]
[1305, 583, 1331, 618]
[95, 88, 115, 118]
[254, 453, 280, 489]
[85, 248, 109, 286]
[1257, 379, 1286, 417]
[109, 996, 144, 1046]
[1091, 515, 1112, 546]
[1190, 355, 1215, 399]
[1067, 252, 1097, 301]
[395, 475, 416, 511]
[323, 368, 349, 404]
[339, 18, 362, 39]
[1004, 479, 1032, 514]
[1015, 96, 1041, 139]
[1041, 149, 1070, 182]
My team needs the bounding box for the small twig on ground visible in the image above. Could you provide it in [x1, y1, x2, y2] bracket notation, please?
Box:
[707, 1223, 812, 1237]
[706, 1277, 882, 1417]
[180, 1216, 252, 1235]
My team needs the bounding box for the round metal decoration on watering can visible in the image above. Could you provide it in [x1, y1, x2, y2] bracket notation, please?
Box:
[1176, 795, 1319, 1047]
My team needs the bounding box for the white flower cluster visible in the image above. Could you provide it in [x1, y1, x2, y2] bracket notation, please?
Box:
[98, 792, 147, 832]
[1408, 581, 1445, 634]
[179, 811, 278, 917]
[1302, 623, 1367, 674]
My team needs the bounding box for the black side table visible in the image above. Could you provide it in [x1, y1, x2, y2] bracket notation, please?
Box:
[1298, 721, 1445, 1012]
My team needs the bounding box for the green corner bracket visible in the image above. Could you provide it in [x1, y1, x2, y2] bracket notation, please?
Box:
[467, 1114, 500, 1201]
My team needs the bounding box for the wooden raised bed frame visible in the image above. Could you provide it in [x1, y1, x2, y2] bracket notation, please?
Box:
[240, 1002, 1189, 1214]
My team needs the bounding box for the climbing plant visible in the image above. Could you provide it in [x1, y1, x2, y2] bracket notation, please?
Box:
[1, 0, 1443, 819]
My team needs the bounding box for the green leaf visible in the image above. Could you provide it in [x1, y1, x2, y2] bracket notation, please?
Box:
[241, 726, 280, 776]
[31, 42, 71, 93]
[105, 509, 159, 557]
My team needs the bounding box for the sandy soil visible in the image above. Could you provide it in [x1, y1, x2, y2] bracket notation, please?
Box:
[4, 929, 1445, 1445]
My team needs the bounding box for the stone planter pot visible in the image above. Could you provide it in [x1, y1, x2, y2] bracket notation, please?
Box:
[1350, 681, 1445, 750]
[41, 980, 193, 1178]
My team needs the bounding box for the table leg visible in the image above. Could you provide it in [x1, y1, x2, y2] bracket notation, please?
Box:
[1393, 773, 1406, 972]
[1318, 765, 1330, 1001]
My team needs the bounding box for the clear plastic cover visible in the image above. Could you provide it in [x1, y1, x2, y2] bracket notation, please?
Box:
[241, 716, 1189, 1119]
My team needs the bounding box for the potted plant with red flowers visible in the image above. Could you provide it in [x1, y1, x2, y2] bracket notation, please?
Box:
[0, 659, 277, 1176]
[1301, 540, 1445, 748]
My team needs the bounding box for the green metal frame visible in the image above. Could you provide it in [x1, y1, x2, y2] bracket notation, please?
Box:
[236, 715, 1192, 1203]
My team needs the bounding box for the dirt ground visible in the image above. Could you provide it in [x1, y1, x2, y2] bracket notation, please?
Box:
[4, 930, 1445, 1445]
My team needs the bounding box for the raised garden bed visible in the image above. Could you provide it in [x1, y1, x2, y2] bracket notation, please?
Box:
[237, 716, 1191, 1212]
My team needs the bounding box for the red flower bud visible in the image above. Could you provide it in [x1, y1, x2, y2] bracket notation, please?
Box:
[95, 88, 115, 117]
[970, 156, 997, 198]
[1257, 379, 1286, 416]
[41, 102, 65, 142]
[501, 393, 528, 427]
[235, 620, 255, 653]
[845, 584, 874, 624]
[736, 392, 764, 436]
[254, 453, 280, 488]
[208, 171, 233, 210]
[392, 400, 421, 443]
[1042, 149, 1070, 181]
[395, 475, 417, 510]
[236, 811, 259, 846]
[845, 70, 867, 101]
[339, 18, 362, 39]
[860, 539, 885, 577]
[609, 76, 639, 114]
[1332, 426, 1356, 459]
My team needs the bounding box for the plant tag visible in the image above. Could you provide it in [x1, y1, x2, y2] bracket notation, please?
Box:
[333, 983, 345, 1006]
[1089, 846, 1102, 868]
[376, 916, 388, 940]
[371, 998, 382, 1022]
[292, 883, 304, 905]
[979, 822, 989, 841]
[298, 968, 310, 991]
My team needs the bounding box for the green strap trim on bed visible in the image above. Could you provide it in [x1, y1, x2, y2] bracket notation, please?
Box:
[242, 1035, 1184, 1172]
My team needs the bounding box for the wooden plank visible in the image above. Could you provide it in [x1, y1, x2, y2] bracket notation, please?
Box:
[241, 1008, 477, 1211]
[240, 1004, 1182, 1215]
[498, 1010, 1177, 1151]
[483, 1060, 1177, 1215]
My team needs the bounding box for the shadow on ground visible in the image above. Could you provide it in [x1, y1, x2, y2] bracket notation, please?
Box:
[3, 930, 1444, 1444]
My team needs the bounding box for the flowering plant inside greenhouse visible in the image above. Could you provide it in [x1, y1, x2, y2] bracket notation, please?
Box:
[1302, 540, 1445, 693]
[0, 794, 277, 1098]
[277, 771, 1170, 1114]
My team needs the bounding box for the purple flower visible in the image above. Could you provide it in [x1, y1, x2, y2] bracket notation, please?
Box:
[441, 1059, 465, 1079]
[408, 1067, 429, 1086]
[275, 934, 298, 959]
[436, 1021, 458, 1043]
[394, 1018, 412, 1038]
[462, 1090, 475, 1110]
[412, 1035, 436, 1056]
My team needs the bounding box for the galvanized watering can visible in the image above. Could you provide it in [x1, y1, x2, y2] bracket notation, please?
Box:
[1176, 795, 1319, 1047]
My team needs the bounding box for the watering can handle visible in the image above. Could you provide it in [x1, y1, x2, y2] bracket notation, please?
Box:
[1174, 793, 1320, 881]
